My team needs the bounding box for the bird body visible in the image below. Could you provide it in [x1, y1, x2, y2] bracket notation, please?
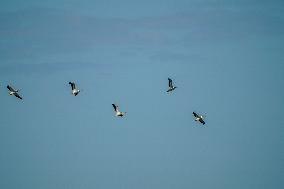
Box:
[193, 112, 205, 125]
[167, 78, 177, 93]
[7, 85, 22, 100]
[69, 82, 80, 96]
[112, 104, 126, 117]
[116, 111, 125, 117]
[72, 89, 80, 96]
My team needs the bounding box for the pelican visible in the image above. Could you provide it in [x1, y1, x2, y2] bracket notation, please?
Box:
[112, 104, 126, 117]
[69, 82, 80, 96]
[167, 78, 177, 93]
[7, 85, 22, 100]
[193, 112, 205, 125]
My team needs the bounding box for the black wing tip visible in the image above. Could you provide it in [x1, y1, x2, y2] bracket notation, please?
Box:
[112, 104, 117, 110]
[15, 93, 23, 100]
[193, 112, 198, 118]
[7, 85, 13, 91]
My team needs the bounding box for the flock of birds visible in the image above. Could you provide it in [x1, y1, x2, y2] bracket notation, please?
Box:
[6, 78, 206, 125]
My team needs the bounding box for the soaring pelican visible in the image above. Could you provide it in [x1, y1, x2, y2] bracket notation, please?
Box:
[69, 82, 80, 96]
[193, 112, 205, 125]
[112, 104, 126, 117]
[167, 78, 177, 93]
[7, 85, 22, 100]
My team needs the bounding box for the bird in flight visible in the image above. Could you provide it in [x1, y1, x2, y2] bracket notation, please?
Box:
[193, 112, 205, 125]
[7, 85, 22, 100]
[167, 78, 177, 93]
[69, 82, 80, 96]
[112, 104, 126, 117]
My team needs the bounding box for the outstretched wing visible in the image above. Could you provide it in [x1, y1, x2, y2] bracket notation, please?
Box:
[193, 112, 198, 118]
[69, 82, 75, 90]
[199, 118, 205, 125]
[168, 78, 173, 88]
[14, 92, 22, 100]
[112, 104, 117, 112]
[7, 85, 15, 92]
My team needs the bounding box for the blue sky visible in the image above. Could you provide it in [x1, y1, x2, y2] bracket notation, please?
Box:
[0, 0, 284, 189]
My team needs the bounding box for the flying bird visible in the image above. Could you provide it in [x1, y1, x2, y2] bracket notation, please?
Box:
[7, 85, 22, 100]
[69, 82, 80, 96]
[112, 104, 126, 117]
[167, 78, 177, 93]
[193, 112, 205, 125]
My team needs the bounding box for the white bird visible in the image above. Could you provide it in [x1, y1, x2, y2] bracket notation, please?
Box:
[193, 112, 205, 125]
[112, 104, 126, 117]
[7, 85, 22, 100]
[69, 82, 80, 96]
[167, 78, 177, 93]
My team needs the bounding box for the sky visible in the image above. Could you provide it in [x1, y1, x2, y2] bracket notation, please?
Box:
[0, 0, 284, 189]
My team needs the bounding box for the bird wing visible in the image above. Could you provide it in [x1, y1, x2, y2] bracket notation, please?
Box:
[112, 104, 117, 112]
[193, 112, 198, 118]
[72, 83, 76, 89]
[168, 78, 173, 88]
[14, 92, 22, 99]
[69, 82, 75, 90]
[7, 85, 16, 92]
[199, 118, 205, 125]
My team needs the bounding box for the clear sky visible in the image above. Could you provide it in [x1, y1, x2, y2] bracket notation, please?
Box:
[0, 0, 284, 189]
